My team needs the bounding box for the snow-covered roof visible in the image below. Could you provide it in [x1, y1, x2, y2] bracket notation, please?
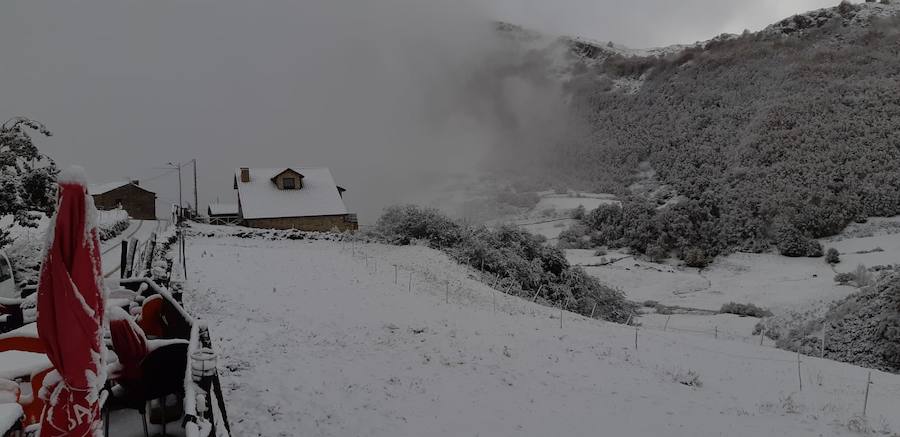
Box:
[234, 167, 348, 219]
[208, 203, 239, 216]
[88, 181, 130, 195]
[88, 181, 154, 196]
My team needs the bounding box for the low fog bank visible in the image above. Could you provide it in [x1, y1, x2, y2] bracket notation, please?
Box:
[1, 0, 583, 222]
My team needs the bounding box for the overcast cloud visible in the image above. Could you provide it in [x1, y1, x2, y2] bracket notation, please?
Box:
[0, 0, 837, 221]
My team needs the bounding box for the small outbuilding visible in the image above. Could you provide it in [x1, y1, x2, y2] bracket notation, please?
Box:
[233, 167, 357, 231]
[207, 203, 240, 225]
[89, 181, 157, 220]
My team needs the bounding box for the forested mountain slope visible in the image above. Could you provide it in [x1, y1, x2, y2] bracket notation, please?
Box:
[511, 2, 900, 260]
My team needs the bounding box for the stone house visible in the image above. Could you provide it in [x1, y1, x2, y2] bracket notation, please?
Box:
[89, 181, 157, 220]
[233, 167, 357, 231]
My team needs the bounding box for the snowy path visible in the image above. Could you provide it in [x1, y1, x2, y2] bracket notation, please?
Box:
[100, 219, 165, 278]
[185, 234, 900, 437]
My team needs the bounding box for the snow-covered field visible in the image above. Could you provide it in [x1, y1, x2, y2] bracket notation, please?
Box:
[184, 226, 900, 436]
[532, 192, 619, 212]
[568, 216, 900, 349]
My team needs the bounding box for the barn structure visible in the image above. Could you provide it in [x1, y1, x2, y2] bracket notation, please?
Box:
[233, 167, 357, 231]
[89, 181, 157, 220]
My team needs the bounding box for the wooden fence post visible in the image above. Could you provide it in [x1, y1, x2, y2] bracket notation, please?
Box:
[863, 371, 872, 416]
[797, 349, 803, 392]
[532, 285, 544, 302]
[120, 240, 128, 279]
[492, 288, 496, 314]
[559, 301, 564, 329]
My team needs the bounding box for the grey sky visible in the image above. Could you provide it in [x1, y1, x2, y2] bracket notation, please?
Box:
[1, 0, 838, 222]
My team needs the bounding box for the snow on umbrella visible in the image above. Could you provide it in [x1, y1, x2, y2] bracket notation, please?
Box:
[36, 167, 107, 436]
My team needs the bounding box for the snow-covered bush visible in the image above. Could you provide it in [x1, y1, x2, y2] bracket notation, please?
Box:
[776, 226, 822, 257]
[97, 210, 130, 241]
[825, 247, 840, 264]
[720, 302, 772, 318]
[682, 247, 710, 268]
[371, 205, 636, 323]
[769, 271, 900, 372]
[833, 272, 855, 285]
[670, 369, 702, 388]
[854, 264, 873, 287]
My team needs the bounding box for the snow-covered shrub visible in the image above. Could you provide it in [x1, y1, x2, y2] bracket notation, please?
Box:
[776, 227, 822, 257]
[373, 205, 462, 248]
[556, 223, 591, 249]
[834, 272, 855, 285]
[720, 302, 772, 318]
[371, 205, 637, 323]
[670, 369, 702, 388]
[645, 244, 667, 263]
[770, 271, 900, 372]
[571, 205, 586, 220]
[97, 210, 131, 241]
[854, 264, 873, 287]
[825, 247, 840, 264]
[682, 247, 710, 268]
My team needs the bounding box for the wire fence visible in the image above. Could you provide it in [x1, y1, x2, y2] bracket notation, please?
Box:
[334, 238, 900, 424]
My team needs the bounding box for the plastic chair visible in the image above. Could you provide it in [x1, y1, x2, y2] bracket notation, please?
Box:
[20, 367, 53, 427]
[106, 342, 188, 437]
[136, 296, 164, 338]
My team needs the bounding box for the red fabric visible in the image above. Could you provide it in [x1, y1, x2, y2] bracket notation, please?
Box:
[36, 181, 106, 437]
[137, 296, 165, 338]
[109, 317, 148, 382]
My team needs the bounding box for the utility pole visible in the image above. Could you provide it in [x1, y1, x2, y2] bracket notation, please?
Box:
[167, 161, 183, 221]
[192, 159, 198, 216]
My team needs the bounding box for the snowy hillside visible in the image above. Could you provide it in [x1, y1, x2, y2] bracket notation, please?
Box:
[766, 1, 900, 35]
[184, 225, 900, 436]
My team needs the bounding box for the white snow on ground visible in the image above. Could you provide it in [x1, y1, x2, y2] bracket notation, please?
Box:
[516, 219, 576, 243]
[571, 216, 900, 345]
[532, 193, 619, 212]
[184, 226, 900, 437]
[569, 249, 854, 313]
[99, 219, 166, 278]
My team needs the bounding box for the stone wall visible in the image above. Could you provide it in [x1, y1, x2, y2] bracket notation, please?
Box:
[244, 215, 357, 232]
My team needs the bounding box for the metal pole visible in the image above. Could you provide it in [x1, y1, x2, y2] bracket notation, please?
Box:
[192, 159, 198, 215]
[177, 164, 183, 211]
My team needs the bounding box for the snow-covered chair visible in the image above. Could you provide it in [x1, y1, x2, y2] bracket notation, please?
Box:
[106, 342, 189, 437]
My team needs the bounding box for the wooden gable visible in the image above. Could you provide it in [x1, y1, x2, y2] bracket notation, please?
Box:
[270, 168, 305, 190]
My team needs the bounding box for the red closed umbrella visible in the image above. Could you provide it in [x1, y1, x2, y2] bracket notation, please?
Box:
[36, 167, 106, 436]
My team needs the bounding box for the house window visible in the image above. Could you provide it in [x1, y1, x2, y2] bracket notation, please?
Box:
[282, 177, 296, 189]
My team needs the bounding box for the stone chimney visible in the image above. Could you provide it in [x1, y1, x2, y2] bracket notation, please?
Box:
[240, 167, 250, 183]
